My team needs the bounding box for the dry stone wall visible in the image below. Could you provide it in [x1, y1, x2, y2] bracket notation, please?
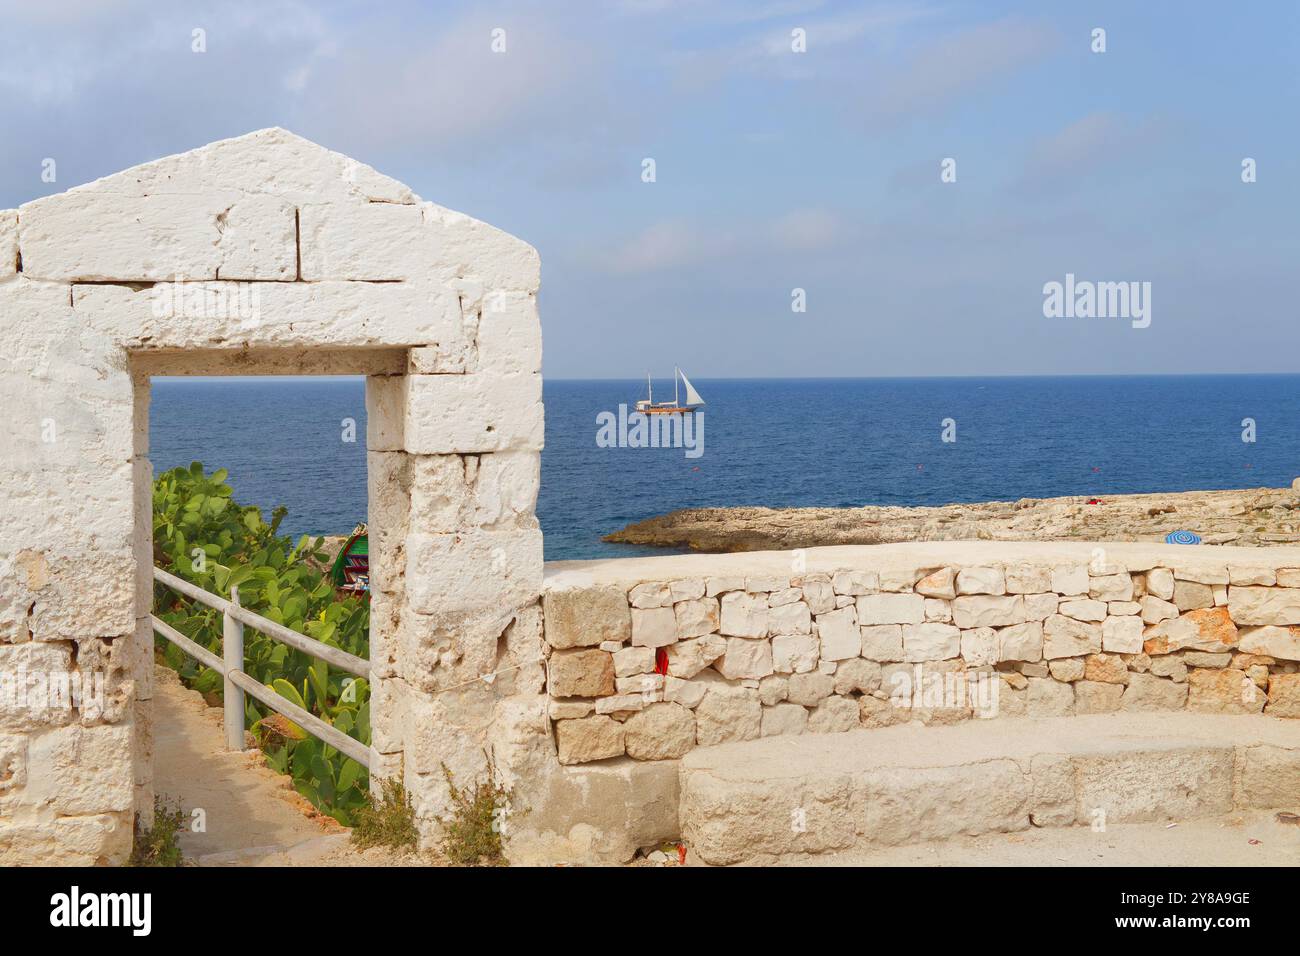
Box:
[542, 548, 1300, 766]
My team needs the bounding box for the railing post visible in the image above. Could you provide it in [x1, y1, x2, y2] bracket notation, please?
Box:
[223, 584, 246, 751]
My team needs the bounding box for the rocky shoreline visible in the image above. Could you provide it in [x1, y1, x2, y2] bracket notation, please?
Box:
[604, 485, 1300, 554]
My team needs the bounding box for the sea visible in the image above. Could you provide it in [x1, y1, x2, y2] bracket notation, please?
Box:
[149, 375, 1300, 562]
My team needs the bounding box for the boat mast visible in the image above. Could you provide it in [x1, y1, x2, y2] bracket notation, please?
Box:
[674, 366, 680, 406]
[647, 371, 652, 404]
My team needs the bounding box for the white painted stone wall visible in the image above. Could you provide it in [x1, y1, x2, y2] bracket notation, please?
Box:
[0, 129, 547, 862]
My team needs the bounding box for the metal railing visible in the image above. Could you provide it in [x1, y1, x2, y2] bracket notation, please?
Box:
[151, 566, 372, 768]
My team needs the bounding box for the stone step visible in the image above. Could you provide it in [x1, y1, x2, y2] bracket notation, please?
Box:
[679, 712, 1300, 865]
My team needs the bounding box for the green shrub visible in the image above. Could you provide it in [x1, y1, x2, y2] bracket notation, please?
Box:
[351, 777, 420, 851]
[129, 802, 186, 867]
[440, 757, 518, 867]
[152, 462, 371, 824]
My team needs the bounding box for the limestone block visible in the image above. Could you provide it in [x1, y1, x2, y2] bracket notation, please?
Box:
[669, 578, 706, 602]
[628, 582, 671, 608]
[1072, 747, 1233, 823]
[365, 375, 406, 452]
[1227, 586, 1300, 626]
[832, 570, 878, 595]
[1235, 745, 1300, 809]
[1048, 659, 1085, 682]
[860, 624, 905, 662]
[956, 566, 1004, 595]
[299, 201, 425, 279]
[1174, 565, 1229, 586]
[0, 814, 131, 867]
[0, 643, 76, 733]
[0, 209, 15, 275]
[549, 700, 594, 719]
[832, 658, 882, 696]
[544, 584, 630, 649]
[1173, 579, 1214, 611]
[807, 696, 858, 733]
[1140, 595, 1178, 624]
[705, 576, 745, 597]
[1088, 573, 1133, 602]
[768, 601, 811, 636]
[853, 760, 1031, 848]
[801, 577, 835, 614]
[1059, 598, 1106, 622]
[998, 621, 1044, 662]
[623, 703, 695, 760]
[1076, 676, 1128, 712]
[720, 591, 768, 638]
[715, 637, 774, 680]
[20, 191, 296, 281]
[1186, 669, 1264, 714]
[1143, 607, 1238, 655]
[612, 646, 655, 678]
[761, 702, 808, 737]
[664, 675, 707, 708]
[758, 675, 789, 705]
[1145, 567, 1175, 600]
[1184, 651, 1231, 668]
[422, 200, 541, 293]
[615, 673, 663, 696]
[814, 607, 859, 661]
[786, 672, 834, 707]
[1083, 653, 1129, 684]
[404, 373, 543, 454]
[595, 693, 648, 715]
[951, 595, 1025, 629]
[1150, 655, 1188, 682]
[1051, 564, 1089, 596]
[902, 623, 960, 662]
[1026, 677, 1074, 716]
[548, 649, 615, 698]
[403, 528, 541, 616]
[1005, 563, 1051, 594]
[631, 607, 677, 648]
[914, 567, 956, 599]
[694, 683, 761, 746]
[879, 567, 919, 592]
[1265, 674, 1300, 718]
[772, 634, 819, 674]
[923, 598, 953, 623]
[1108, 601, 1141, 616]
[410, 451, 539, 532]
[1043, 614, 1102, 659]
[767, 587, 802, 607]
[1, 724, 133, 816]
[1029, 753, 1076, 826]
[959, 627, 998, 666]
[665, 634, 726, 678]
[856, 593, 924, 626]
[745, 575, 788, 593]
[1022, 592, 1059, 620]
[1229, 566, 1276, 586]
[555, 716, 625, 765]
[1238, 625, 1300, 661]
[1120, 672, 1188, 711]
[1277, 569, 1300, 588]
[859, 694, 909, 728]
[673, 597, 720, 639]
[1102, 615, 1144, 654]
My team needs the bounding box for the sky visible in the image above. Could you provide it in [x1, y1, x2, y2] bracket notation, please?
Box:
[2, 0, 1297, 379]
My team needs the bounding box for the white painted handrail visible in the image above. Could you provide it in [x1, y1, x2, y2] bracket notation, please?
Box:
[152, 566, 371, 768]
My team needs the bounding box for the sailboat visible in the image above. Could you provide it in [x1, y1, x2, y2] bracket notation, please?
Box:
[636, 367, 705, 415]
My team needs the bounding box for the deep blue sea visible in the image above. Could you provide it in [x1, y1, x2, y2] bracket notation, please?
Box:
[149, 376, 1300, 561]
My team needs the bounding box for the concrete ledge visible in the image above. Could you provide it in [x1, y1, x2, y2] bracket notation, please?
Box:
[679, 713, 1300, 865]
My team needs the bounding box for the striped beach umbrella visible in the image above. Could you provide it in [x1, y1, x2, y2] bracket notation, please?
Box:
[1165, 530, 1201, 545]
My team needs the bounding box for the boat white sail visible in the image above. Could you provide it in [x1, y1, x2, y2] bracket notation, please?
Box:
[678, 368, 704, 406]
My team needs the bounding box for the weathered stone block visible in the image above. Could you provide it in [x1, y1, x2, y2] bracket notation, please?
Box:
[548, 649, 615, 698]
[856, 593, 924, 626]
[720, 591, 768, 638]
[555, 716, 625, 765]
[1228, 586, 1300, 626]
[631, 607, 677, 648]
[544, 585, 631, 649]
[951, 595, 1025, 629]
[623, 703, 695, 760]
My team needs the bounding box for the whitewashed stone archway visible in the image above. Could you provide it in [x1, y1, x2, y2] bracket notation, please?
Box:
[0, 129, 546, 863]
